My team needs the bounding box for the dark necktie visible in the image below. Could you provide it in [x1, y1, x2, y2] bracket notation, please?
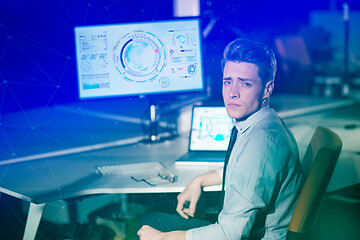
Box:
[219, 126, 238, 212]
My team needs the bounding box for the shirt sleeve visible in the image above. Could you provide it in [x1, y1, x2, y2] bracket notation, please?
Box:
[190, 131, 289, 240]
[215, 167, 223, 178]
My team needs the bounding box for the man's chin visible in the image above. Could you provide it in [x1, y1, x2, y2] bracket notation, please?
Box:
[227, 111, 246, 120]
[226, 109, 253, 121]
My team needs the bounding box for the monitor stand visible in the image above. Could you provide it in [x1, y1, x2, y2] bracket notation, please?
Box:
[141, 93, 210, 143]
[54, 93, 208, 146]
[141, 91, 211, 143]
[141, 103, 178, 143]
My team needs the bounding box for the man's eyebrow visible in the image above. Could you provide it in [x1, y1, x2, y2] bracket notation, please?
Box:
[222, 77, 255, 82]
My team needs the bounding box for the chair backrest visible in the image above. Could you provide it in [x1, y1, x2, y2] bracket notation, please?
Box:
[287, 126, 342, 239]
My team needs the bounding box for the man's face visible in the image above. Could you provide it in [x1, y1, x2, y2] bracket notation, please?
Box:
[222, 61, 271, 121]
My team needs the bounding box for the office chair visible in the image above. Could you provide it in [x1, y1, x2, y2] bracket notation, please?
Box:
[286, 126, 343, 240]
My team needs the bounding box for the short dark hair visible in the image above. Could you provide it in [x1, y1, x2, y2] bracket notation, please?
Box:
[222, 38, 277, 85]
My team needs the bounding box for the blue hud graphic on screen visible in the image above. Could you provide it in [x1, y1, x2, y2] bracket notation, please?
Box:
[74, 19, 204, 99]
[190, 107, 233, 151]
[199, 115, 231, 141]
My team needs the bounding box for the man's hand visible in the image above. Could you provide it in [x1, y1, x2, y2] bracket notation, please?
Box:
[137, 225, 165, 240]
[176, 170, 222, 219]
[176, 177, 202, 219]
[137, 225, 186, 240]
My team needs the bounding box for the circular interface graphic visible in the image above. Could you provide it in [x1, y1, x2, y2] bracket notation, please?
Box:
[159, 77, 170, 88]
[187, 64, 197, 75]
[113, 31, 166, 82]
[200, 115, 232, 141]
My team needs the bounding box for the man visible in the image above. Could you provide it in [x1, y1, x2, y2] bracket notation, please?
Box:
[138, 38, 304, 240]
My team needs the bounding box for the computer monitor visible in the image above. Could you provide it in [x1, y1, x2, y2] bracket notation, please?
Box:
[74, 18, 204, 99]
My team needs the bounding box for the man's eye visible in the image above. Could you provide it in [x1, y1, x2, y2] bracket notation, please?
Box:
[223, 81, 231, 85]
[243, 82, 251, 87]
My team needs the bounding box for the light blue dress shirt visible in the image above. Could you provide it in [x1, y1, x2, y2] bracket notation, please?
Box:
[187, 105, 305, 240]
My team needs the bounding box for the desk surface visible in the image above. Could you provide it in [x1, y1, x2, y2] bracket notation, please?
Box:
[0, 136, 221, 204]
[0, 94, 359, 204]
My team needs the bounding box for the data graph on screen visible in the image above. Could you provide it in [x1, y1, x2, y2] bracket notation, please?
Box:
[74, 19, 204, 99]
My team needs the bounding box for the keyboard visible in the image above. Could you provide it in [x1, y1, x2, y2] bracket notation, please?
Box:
[95, 161, 177, 184]
[95, 161, 168, 176]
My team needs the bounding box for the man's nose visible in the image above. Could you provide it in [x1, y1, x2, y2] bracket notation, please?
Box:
[228, 84, 240, 98]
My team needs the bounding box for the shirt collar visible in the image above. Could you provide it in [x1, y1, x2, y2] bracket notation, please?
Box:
[234, 105, 271, 134]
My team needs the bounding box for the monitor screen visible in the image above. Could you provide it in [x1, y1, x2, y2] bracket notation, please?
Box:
[74, 18, 204, 99]
[189, 106, 233, 151]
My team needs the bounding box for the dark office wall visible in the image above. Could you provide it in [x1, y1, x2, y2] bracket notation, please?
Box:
[0, 0, 358, 113]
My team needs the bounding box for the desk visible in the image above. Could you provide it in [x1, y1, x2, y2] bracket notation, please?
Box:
[0, 136, 221, 239]
[0, 94, 359, 239]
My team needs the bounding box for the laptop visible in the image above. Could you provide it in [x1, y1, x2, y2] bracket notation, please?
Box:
[175, 106, 233, 165]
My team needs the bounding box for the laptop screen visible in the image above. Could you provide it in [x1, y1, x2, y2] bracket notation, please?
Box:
[189, 106, 233, 151]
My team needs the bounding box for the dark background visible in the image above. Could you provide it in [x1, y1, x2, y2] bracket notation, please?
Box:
[1, 0, 359, 113]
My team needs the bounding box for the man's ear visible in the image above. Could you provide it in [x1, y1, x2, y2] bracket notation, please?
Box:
[263, 80, 274, 99]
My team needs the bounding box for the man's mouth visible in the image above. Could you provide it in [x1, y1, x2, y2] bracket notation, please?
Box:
[227, 103, 242, 107]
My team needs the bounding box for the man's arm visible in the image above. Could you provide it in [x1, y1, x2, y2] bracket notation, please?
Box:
[137, 170, 222, 240]
[138, 225, 186, 240]
[176, 170, 222, 219]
